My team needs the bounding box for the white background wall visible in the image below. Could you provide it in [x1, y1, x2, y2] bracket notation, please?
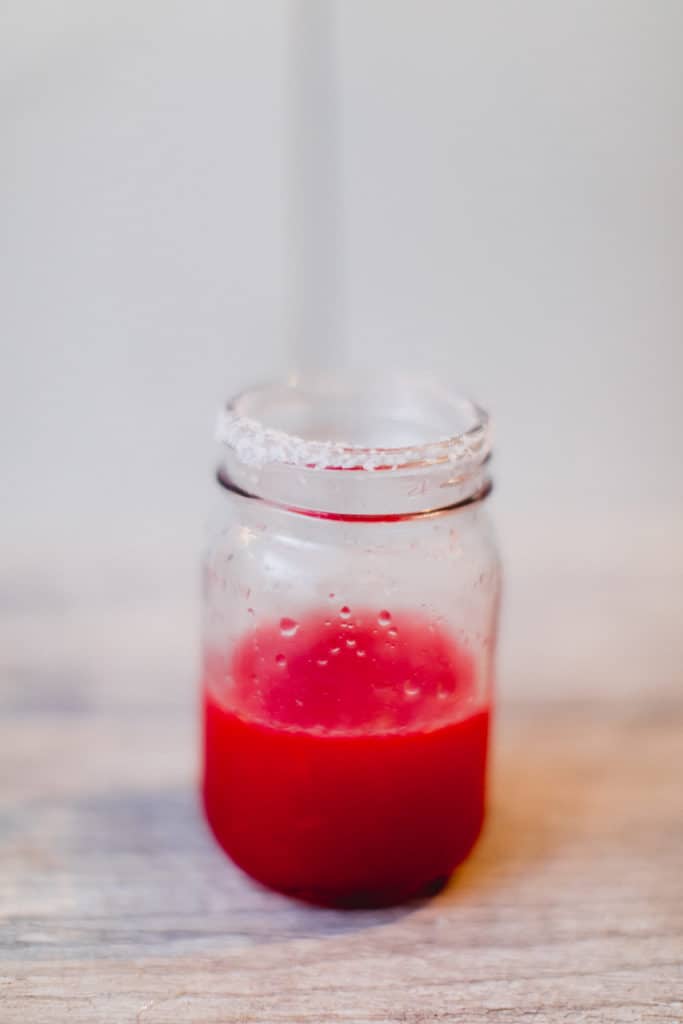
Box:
[3, 1, 682, 601]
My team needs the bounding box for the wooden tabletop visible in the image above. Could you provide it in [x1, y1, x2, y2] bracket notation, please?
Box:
[2, 571, 682, 1022]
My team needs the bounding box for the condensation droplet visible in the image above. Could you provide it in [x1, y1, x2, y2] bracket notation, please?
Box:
[378, 610, 392, 627]
[330, 646, 340, 656]
[279, 617, 299, 637]
[328, 592, 335, 599]
[387, 628, 398, 640]
[275, 653, 287, 668]
[404, 679, 420, 697]
[317, 658, 328, 667]
[247, 607, 255, 616]
[339, 605, 351, 619]
[356, 649, 366, 658]
[324, 619, 332, 627]
[346, 638, 357, 648]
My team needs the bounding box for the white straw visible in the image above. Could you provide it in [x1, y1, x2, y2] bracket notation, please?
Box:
[287, 0, 346, 368]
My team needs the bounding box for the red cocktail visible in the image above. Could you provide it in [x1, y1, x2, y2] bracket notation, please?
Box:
[203, 606, 489, 907]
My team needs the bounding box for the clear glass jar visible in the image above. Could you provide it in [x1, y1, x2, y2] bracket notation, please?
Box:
[201, 373, 501, 907]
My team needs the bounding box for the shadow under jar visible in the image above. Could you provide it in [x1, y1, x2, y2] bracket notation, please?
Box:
[201, 372, 501, 908]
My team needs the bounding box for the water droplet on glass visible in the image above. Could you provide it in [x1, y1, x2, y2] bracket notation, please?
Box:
[324, 619, 332, 627]
[346, 638, 357, 648]
[404, 679, 420, 697]
[275, 653, 287, 668]
[279, 617, 299, 637]
[247, 607, 255, 616]
[328, 592, 335, 599]
[356, 649, 366, 658]
[339, 605, 351, 619]
[387, 628, 398, 640]
[330, 646, 340, 656]
[317, 658, 328, 667]
[378, 610, 392, 627]
[437, 679, 454, 700]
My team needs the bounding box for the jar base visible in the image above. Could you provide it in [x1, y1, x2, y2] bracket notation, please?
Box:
[203, 791, 484, 909]
[264, 872, 451, 909]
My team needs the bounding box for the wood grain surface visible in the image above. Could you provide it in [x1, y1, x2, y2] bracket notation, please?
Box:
[1, 576, 682, 1022]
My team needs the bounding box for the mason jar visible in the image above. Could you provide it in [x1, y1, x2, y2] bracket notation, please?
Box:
[201, 372, 501, 907]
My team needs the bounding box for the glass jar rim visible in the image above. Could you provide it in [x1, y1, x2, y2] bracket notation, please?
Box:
[216, 371, 491, 473]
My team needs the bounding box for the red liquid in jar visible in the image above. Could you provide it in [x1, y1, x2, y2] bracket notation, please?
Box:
[202, 608, 489, 907]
